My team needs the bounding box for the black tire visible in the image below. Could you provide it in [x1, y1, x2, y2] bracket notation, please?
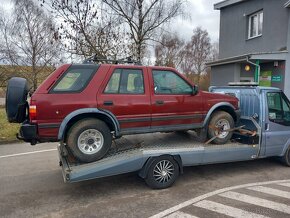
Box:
[145, 156, 179, 189]
[207, 111, 234, 144]
[6, 77, 29, 123]
[67, 119, 112, 163]
[282, 146, 290, 167]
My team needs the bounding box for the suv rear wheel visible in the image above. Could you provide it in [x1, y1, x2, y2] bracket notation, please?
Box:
[207, 111, 234, 144]
[67, 119, 112, 163]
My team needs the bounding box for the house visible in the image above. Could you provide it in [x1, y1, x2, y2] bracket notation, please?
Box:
[209, 0, 290, 97]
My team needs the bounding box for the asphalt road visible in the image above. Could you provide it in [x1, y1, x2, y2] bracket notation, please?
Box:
[1, 142, 290, 218]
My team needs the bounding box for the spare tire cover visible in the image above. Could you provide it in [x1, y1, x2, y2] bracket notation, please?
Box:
[6, 77, 29, 123]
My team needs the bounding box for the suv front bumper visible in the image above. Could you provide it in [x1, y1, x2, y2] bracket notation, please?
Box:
[17, 122, 37, 145]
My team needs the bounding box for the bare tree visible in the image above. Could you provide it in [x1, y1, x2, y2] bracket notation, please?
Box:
[155, 33, 184, 68]
[41, 0, 130, 60]
[103, 0, 185, 62]
[0, 0, 60, 91]
[210, 41, 219, 61]
[181, 27, 211, 84]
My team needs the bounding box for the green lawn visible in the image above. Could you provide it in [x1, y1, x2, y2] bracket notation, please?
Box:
[0, 107, 20, 143]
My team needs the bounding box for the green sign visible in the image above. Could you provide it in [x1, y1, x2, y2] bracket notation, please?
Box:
[259, 71, 272, 87]
[272, 75, 282, 82]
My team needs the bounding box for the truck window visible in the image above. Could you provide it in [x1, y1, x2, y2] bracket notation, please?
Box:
[267, 92, 290, 126]
[104, 69, 144, 94]
[152, 70, 192, 94]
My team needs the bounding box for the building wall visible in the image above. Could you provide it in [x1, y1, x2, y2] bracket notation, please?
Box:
[283, 12, 290, 98]
[210, 63, 240, 86]
[219, 0, 289, 59]
[211, 61, 285, 90]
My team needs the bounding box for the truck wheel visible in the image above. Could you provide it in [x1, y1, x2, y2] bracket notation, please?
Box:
[67, 119, 112, 163]
[6, 77, 29, 123]
[282, 146, 290, 167]
[207, 111, 234, 144]
[145, 156, 179, 189]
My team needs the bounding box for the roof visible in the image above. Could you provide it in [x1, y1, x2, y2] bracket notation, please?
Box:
[215, 0, 290, 9]
[214, 0, 247, 10]
[207, 51, 288, 67]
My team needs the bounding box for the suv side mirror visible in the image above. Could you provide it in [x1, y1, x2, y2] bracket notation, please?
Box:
[192, 85, 199, 95]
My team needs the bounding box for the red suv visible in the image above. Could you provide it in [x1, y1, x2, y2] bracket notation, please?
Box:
[6, 63, 240, 162]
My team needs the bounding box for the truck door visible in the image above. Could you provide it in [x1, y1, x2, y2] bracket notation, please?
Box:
[97, 66, 151, 131]
[149, 69, 205, 129]
[263, 91, 290, 156]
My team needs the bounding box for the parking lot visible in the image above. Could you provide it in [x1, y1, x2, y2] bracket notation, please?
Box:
[1, 142, 290, 218]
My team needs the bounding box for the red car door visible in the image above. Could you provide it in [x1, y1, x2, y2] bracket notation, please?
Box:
[97, 66, 151, 132]
[149, 68, 206, 129]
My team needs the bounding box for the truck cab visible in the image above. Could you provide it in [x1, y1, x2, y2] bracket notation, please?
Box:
[210, 86, 290, 158]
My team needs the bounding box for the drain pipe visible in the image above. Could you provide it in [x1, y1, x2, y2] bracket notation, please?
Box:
[246, 56, 260, 83]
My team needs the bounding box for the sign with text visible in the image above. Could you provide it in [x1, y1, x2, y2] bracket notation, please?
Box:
[272, 75, 282, 82]
[259, 71, 272, 87]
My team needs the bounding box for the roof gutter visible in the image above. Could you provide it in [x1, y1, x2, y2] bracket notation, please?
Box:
[206, 56, 248, 67]
[246, 56, 260, 83]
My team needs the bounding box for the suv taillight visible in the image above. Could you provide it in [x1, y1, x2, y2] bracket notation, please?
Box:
[29, 105, 37, 121]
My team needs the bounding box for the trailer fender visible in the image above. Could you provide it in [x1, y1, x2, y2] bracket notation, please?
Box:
[203, 102, 236, 127]
[57, 108, 120, 141]
[138, 155, 183, 179]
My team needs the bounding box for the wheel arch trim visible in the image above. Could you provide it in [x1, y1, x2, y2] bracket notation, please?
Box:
[57, 108, 120, 141]
[203, 102, 236, 127]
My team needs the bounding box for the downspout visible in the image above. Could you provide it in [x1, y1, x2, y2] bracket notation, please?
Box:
[246, 56, 260, 84]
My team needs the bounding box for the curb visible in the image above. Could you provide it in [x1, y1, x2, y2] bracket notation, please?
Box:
[0, 140, 22, 145]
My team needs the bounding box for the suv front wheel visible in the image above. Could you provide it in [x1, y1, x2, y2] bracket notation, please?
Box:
[207, 111, 234, 144]
[67, 118, 112, 163]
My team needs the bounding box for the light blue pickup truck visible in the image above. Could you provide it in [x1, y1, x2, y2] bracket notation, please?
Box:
[58, 86, 290, 189]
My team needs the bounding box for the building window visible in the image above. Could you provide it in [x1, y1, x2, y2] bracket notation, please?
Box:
[248, 11, 263, 39]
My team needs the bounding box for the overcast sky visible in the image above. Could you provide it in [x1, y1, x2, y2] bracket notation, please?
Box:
[1, 0, 221, 40]
[170, 0, 221, 42]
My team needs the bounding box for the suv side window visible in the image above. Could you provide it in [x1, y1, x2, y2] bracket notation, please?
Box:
[104, 69, 144, 94]
[267, 92, 290, 126]
[152, 70, 192, 94]
[51, 66, 97, 93]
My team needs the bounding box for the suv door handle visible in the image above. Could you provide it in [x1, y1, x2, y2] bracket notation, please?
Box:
[156, 100, 164, 105]
[103, 101, 113, 106]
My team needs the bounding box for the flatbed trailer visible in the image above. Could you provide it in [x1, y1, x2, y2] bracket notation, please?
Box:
[58, 85, 290, 189]
[58, 117, 262, 189]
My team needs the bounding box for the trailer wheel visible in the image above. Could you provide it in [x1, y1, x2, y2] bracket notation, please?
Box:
[282, 146, 290, 167]
[207, 111, 234, 144]
[145, 156, 179, 189]
[67, 119, 112, 163]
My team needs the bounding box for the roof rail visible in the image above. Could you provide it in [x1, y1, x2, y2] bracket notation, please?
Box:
[83, 55, 141, 65]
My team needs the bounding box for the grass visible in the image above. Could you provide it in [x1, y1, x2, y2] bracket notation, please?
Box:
[0, 107, 20, 143]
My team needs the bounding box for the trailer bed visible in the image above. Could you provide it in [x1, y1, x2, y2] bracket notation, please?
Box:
[58, 131, 259, 183]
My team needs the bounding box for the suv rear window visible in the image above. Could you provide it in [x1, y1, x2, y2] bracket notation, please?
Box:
[51, 65, 98, 93]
